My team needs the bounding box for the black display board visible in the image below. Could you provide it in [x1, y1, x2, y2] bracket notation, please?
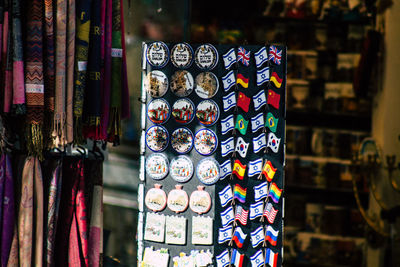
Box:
[138, 42, 286, 267]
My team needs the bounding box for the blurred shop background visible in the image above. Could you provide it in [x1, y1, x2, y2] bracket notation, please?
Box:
[104, 0, 400, 266]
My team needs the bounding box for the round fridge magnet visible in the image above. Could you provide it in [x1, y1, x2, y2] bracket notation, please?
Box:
[145, 184, 167, 212]
[146, 41, 169, 68]
[147, 98, 170, 124]
[171, 98, 195, 124]
[167, 185, 189, 213]
[170, 70, 194, 97]
[194, 128, 218, 156]
[144, 70, 169, 98]
[170, 155, 194, 183]
[145, 125, 169, 152]
[189, 186, 212, 214]
[145, 153, 169, 180]
[196, 157, 220, 185]
[196, 100, 220, 126]
[195, 72, 219, 99]
[171, 127, 194, 154]
[171, 43, 194, 69]
[194, 44, 218, 70]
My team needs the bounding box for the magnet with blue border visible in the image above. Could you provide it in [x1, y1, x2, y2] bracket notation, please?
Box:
[144, 70, 169, 98]
[145, 125, 169, 152]
[194, 44, 218, 70]
[145, 153, 169, 180]
[147, 98, 170, 124]
[171, 127, 194, 154]
[171, 43, 194, 69]
[194, 128, 218, 156]
[195, 72, 219, 99]
[171, 98, 195, 124]
[170, 155, 194, 183]
[196, 99, 219, 126]
[146, 41, 169, 68]
[196, 157, 220, 185]
[170, 70, 194, 97]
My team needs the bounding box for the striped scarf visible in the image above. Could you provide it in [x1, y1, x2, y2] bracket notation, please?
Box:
[24, 0, 44, 158]
[43, 0, 55, 147]
[12, 0, 25, 114]
[66, 0, 76, 144]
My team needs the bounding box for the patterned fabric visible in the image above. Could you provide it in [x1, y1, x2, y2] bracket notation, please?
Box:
[84, 0, 102, 139]
[18, 157, 34, 266]
[108, 0, 122, 144]
[1, 154, 15, 267]
[33, 158, 44, 266]
[73, 0, 92, 144]
[66, 0, 76, 143]
[25, 0, 44, 157]
[7, 226, 19, 267]
[54, 0, 67, 147]
[12, 0, 25, 114]
[88, 160, 103, 265]
[100, 0, 112, 139]
[3, 10, 12, 113]
[44, 0, 55, 147]
[45, 162, 63, 267]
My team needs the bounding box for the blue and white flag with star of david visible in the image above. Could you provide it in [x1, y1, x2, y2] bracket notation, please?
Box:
[220, 159, 232, 180]
[223, 48, 237, 70]
[254, 46, 268, 68]
[223, 92, 237, 112]
[221, 137, 235, 157]
[222, 70, 236, 92]
[218, 184, 233, 207]
[248, 158, 263, 177]
[251, 113, 265, 133]
[221, 115, 234, 135]
[253, 133, 267, 153]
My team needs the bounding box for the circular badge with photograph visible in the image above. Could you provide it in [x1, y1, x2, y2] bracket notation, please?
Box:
[194, 128, 218, 156]
[194, 44, 218, 70]
[147, 98, 170, 124]
[189, 186, 212, 214]
[167, 185, 189, 213]
[195, 72, 219, 99]
[146, 41, 169, 68]
[196, 157, 220, 185]
[171, 127, 194, 154]
[145, 125, 169, 152]
[170, 155, 194, 183]
[145, 153, 169, 180]
[144, 70, 169, 98]
[171, 43, 193, 69]
[170, 70, 194, 97]
[171, 98, 195, 124]
[145, 184, 167, 212]
[196, 100, 219, 126]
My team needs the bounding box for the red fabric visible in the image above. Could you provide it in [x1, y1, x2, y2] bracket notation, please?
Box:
[237, 92, 250, 113]
[267, 89, 280, 109]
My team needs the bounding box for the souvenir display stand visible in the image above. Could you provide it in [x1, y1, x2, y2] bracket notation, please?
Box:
[138, 42, 286, 267]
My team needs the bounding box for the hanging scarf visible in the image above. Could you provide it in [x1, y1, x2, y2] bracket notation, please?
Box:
[88, 159, 103, 266]
[6, 226, 18, 266]
[83, 0, 102, 139]
[0, 1, 4, 72]
[45, 161, 62, 266]
[2, 4, 11, 113]
[69, 159, 88, 266]
[100, 0, 112, 140]
[107, 0, 122, 144]
[66, 0, 75, 144]
[53, 0, 67, 147]
[18, 157, 34, 266]
[11, 0, 25, 114]
[73, 0, 92, 144]
[1, 154, 15, 267]
[120, 0, 130, 120]
[43, 0, 55, 148]
[25, 0, 44, 158]
[33, 157, 44, 266]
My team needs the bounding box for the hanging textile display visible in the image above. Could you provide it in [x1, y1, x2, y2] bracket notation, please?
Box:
[139, 42, 286, 267]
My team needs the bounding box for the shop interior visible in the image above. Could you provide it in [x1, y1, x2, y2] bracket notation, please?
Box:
[103, 0, 400, 266]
